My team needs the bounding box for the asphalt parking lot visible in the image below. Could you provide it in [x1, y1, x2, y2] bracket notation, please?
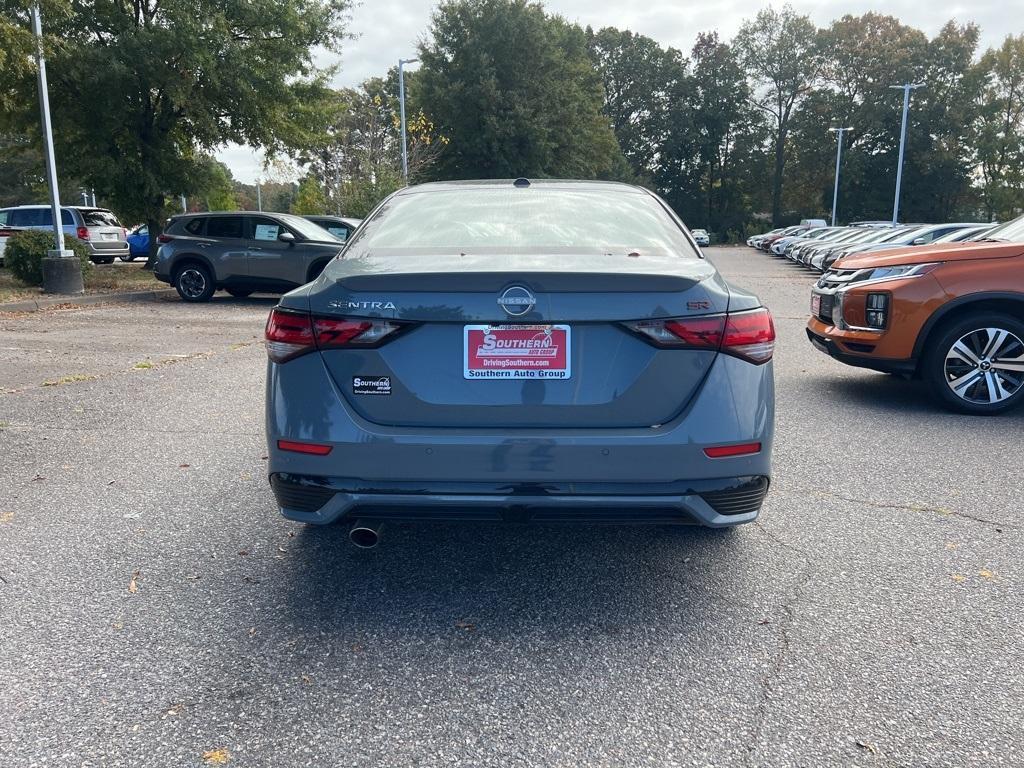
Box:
[1, 247, 1021, 767]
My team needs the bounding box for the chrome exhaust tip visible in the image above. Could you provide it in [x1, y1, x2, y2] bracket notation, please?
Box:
[349, 519, 381, 549]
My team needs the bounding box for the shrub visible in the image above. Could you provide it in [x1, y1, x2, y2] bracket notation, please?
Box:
[4, 230, 92, 286]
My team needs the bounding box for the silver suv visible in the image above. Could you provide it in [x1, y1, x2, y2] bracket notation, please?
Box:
[154, 212, 345, 302]
[0, 205, 128, 263]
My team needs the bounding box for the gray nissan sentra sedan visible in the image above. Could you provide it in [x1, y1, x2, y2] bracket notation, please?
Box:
[265, 179, 775, 546]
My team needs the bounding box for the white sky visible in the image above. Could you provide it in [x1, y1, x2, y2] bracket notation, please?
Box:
[217, 0, 1018, 183]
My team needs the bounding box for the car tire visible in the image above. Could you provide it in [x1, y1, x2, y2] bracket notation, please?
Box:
[173, 263, 216, 303]
[95, 257, 115, 265]
[923, 312, 1024, 415]
[121, 254, 135, 262]
[226, 289, 253, 298]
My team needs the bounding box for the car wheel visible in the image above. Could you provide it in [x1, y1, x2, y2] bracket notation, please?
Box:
[924, 313, 1024, 415]
[121, 254, 135, 262]
[226, 289, 253, 298]
[173, 264, 216, 302]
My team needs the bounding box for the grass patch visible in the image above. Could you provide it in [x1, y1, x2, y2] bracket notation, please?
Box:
[0, 264, 162, 304]
[133, 360, 154, 369]
[42, 374, 96, 387]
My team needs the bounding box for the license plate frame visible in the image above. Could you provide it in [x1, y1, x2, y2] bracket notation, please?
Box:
[464, 324, 571, 380]
[810, 294, 821, 316]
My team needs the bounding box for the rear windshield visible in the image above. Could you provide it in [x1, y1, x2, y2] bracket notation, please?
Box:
[348, 186, 700, 257]
[82, 209, 121, 227]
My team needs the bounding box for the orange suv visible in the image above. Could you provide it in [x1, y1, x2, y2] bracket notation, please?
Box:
[807, 215, 1024, 414]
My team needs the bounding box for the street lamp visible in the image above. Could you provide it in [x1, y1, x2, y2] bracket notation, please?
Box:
[398, 57, 419, 181]
[828, 127, 852, 227]
[890, 83, 924, 225]
[31, 4, 83, 294]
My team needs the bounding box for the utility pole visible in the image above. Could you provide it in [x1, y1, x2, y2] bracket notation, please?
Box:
[90, 188, 96, 207]
[180, 195, 187, 213]
[890, 83, 924, 225]
[398, 57, 419, 182]
[828, 127, 852, 227]
[32, 4, 82, 294]
[256, 181, 262, 212]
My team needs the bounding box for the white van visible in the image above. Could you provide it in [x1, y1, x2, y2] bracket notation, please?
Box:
[800, 218, 828, 228]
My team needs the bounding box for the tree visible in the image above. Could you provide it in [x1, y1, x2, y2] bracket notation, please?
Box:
[735, 5, 821, 224]
[290, 174, 328, 215]
[0, 0, 351, 265]
[976, 34, 1024, 220]
[416, 0, 625, 180]
[586, 26, 685, 180]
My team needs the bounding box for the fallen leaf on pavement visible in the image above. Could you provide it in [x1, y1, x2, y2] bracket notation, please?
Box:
[248, 626, 256, 637]
[179, 464, 190, 469]
[301, 674, 312, 685]
[128, 569, 140, 594]
[757, 618, 771, 625]
[979, 569, 997, 581]
[951, 574, 966, 583]
[855, 739, 878, 754]
[237, 549, 249, 556]
[202, 748, 230, 764]
[32, 475, 45, 482]
[0, 512, 13, 524]
[944, 542, 959, 550]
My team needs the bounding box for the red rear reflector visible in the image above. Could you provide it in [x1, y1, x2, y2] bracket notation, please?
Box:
[277, 439, 332, 455]
[76, 226, 89, 240]
[704, 442, 761, 458]
[157, 233, 174, 243]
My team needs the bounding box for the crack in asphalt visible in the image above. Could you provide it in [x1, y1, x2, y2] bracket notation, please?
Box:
[744, 522, 815, 768]
[809, 489, 1015, 530]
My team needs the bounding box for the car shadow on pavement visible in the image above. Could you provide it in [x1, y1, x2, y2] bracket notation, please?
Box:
[824, 372, 1024, 421]
[266, 521, 757, 637]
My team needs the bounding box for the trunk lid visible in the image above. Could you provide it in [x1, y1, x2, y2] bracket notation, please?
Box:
[302, 250, 731, 429]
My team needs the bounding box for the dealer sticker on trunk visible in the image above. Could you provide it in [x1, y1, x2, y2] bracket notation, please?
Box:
[464, 325, 571, 380]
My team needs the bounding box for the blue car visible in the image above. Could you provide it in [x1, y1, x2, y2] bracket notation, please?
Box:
[124, 225, 149, 261]
[264, 179, 776, 548]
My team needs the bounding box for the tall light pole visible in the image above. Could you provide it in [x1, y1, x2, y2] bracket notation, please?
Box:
[890, 83, 924, 225]
[398, 57, 419, 182]
[256, 180, 262, 212]
[828, 127, 852, 227]
[31, 4, 83, 294]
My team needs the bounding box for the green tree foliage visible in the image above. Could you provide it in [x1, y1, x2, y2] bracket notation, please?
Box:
[4, 229, 91, 286]
[0, 0, 351, 263]
[735, 5, 822, 225]
[586, 27, 684, 180]
[290, 174, 328, 215]
[416, 0, 625, 180]
[976, 35, 1024, 220]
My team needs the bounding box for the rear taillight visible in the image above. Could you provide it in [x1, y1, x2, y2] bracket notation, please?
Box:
[722, 308, 775, 363]
[265, 308, 409, 363]
[0, 228, 15, 237]
[157, 234, 174, 243]
[625, 307, 775, 364]
[76, 226, 89, 240]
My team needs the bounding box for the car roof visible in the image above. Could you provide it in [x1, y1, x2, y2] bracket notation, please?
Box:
[1, 204, 113, 212]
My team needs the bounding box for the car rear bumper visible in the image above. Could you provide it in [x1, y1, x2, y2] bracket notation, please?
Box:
[269, 473, 769, 527]
[265, 351, 774, 527]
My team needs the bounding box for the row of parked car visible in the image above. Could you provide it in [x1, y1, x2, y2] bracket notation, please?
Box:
[748, 215, 1024, 415]
[0, 204, 361, 278]
[748, 220, 995, 272]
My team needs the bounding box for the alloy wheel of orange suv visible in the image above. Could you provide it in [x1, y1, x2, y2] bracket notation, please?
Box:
[923, 313, 1024, 415]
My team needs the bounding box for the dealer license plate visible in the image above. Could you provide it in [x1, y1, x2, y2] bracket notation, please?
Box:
[464, 325, 571, 380]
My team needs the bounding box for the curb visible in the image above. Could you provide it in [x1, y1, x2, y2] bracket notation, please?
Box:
[0, 288, 178, 313]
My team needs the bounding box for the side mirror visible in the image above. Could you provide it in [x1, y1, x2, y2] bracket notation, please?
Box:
[278, 231, 296, 244]
[912, 237, 926, 245]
